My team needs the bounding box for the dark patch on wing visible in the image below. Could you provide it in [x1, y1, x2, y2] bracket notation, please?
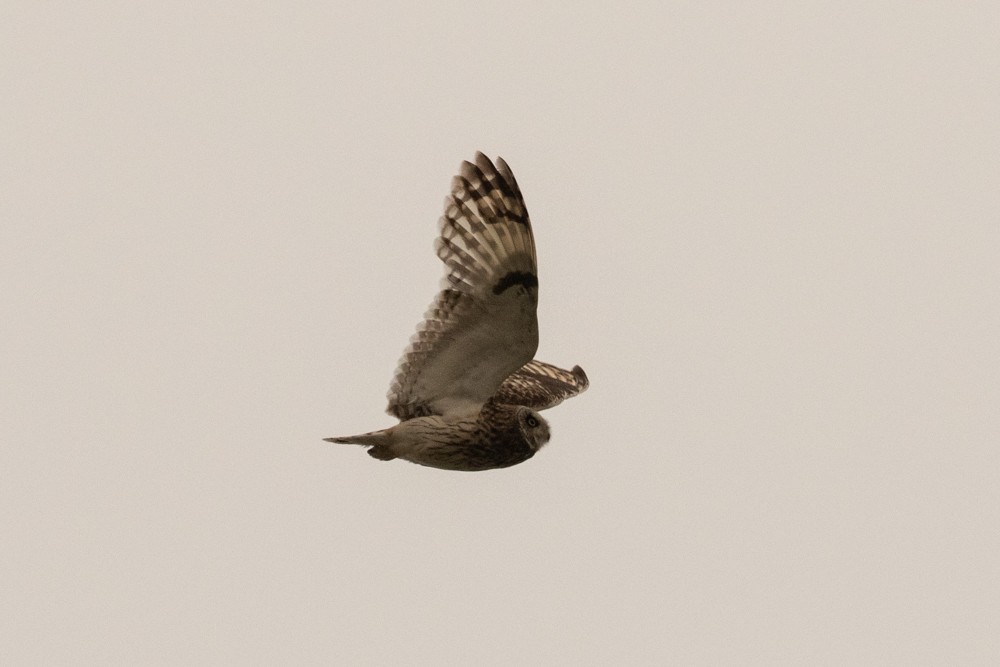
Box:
[492, 271, 539, 295]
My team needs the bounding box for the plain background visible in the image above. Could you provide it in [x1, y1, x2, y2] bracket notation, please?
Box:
[3, 2, 998, 664]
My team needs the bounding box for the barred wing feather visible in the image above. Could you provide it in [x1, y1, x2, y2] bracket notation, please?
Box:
[491, 360, 590, 411]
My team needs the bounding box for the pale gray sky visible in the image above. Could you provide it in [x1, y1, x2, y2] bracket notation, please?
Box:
[3, 2, 998, 664]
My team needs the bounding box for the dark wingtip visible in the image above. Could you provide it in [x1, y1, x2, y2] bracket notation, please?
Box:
[571, 365, 590, 391]
[473, 151, 493, 172]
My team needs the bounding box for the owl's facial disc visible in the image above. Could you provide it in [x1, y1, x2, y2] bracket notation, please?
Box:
[518, 408, 551, 449]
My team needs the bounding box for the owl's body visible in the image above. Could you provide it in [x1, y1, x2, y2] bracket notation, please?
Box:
[325, 153, 588, 471]
[330, 403, 550, 471]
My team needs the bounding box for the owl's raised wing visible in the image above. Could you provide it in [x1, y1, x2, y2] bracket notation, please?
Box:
[386, 153, 539, 421]
[490, 360, 589, 411]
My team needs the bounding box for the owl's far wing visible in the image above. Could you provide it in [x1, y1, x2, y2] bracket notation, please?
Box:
[386, 153, 539, 421]
[490, 360, 589, 411]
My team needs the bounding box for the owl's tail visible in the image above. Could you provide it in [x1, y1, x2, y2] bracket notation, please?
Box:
[323, 429, 396, 461]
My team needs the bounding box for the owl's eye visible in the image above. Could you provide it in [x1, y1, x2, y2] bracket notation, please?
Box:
[526, 415, 539, 428]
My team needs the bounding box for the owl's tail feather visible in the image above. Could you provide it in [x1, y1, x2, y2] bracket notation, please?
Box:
[323, 429, 397, 461]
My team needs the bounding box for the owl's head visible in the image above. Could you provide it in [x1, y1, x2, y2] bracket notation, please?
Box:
[516, 407, 551, 450]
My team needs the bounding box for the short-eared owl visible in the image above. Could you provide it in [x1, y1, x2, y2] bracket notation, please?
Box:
[325, 153, 588, 471]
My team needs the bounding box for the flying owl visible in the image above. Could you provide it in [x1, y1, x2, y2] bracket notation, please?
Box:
[325, 152, 588, 471]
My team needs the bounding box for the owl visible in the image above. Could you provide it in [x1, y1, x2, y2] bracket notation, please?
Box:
[325, 152, 588, 471]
